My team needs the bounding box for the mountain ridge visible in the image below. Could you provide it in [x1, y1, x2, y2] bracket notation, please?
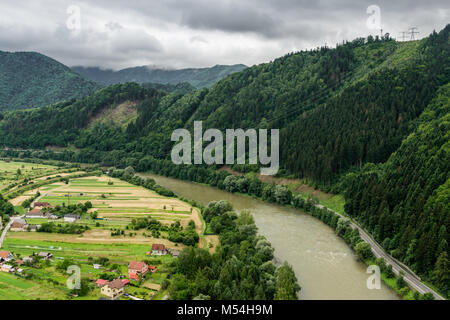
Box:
[72, 64, 247, 88]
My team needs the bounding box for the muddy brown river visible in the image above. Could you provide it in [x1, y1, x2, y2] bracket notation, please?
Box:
[142, 173, 399, 300]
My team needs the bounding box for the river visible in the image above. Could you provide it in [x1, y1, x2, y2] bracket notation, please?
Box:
[142, 173, 399, 300]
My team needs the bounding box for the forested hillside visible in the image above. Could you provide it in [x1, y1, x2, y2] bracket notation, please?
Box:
[0, 26, 448, 294]
[72, 64, 247, 88]
[344, 83, 450, 295]
[0, 51, 100, 111]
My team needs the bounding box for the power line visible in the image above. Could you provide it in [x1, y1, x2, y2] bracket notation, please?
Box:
[267, 71, 354, 125]
[408, 27, 419, 41]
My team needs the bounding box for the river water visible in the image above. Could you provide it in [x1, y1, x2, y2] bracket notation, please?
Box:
[142, 173, 398, 300]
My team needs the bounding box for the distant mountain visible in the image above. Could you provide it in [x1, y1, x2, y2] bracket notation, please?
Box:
[0, 51, 100, 111]
[141, 82, 196, 94]
[72, 64, 247, 88]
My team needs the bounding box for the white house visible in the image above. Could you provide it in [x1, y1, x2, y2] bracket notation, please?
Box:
[38, 252, 53, 260]
[0, 264, 14, 273]
[64, 214, 80, 223]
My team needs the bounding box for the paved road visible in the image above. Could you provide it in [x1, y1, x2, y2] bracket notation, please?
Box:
[0, 215, 25, 248]
[315, 204, 445, 300]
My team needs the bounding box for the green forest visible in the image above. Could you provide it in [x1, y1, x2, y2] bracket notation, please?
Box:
[0, 25, 448, 296]
[0, 51, 100, 111]
[167, 201, 300, 300]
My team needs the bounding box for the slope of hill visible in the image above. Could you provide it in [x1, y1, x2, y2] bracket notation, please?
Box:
[345, 83, 449, 296]
[0, 51, 101, 111]
[72, 64, 247, 88]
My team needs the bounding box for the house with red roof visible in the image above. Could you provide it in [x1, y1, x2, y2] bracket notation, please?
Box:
[100, 279, 126, 299]
[151, 243, 167, 255]
[95, 279, 109, 287]
[0, 251, 14, 262]
[128, 261, 148, 281]
[33, 202, 52, 208]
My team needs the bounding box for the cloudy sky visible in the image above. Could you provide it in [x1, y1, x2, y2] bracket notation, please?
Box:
[0, 0, 448, 70]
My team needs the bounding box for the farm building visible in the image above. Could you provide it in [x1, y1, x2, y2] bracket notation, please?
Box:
[10, 220, 27, 232]
[151, 243, 167, 255]
[33, 202, 52, 208]
[64, 214, 80, 223]
[38, 252, 53, 260]
[26, 208, 47, 218]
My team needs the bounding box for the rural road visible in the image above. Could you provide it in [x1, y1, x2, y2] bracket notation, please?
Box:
[315, 204, 445, 300]
[0, 215, 25, 248]
[0, 191, 47, 249]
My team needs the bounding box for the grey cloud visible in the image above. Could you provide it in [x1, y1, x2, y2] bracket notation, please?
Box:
[0, 0, 448, 69]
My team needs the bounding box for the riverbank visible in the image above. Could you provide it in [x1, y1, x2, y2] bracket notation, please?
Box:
[140, 172, 400, 300]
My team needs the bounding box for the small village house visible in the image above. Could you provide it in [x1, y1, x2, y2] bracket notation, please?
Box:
[151, 243, 167, 255]
[100, 279, 126, 299]
[25, 208, 47, 219]
[10, 220, 27, 232]
[0, 251, 14, 262]
[93, 264, 102, 269]
[128, 261, 149, 281]
[64, 214, 80, 223]
[33, 202, 51, 209]
[0, 264, 14, 273]
[38, 252, 53, 260]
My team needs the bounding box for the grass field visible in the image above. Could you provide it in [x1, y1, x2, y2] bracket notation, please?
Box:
[0, 269, 70, 300]
[0, 160, 59, 190]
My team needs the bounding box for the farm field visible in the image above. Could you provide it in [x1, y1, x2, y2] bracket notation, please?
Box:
[0, 160, 60, 190]
[36, 175, 201, 241]
[0, 174, 204, 300]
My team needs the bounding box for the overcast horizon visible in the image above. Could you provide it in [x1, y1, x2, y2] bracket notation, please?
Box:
[0, 0, 448, 70]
